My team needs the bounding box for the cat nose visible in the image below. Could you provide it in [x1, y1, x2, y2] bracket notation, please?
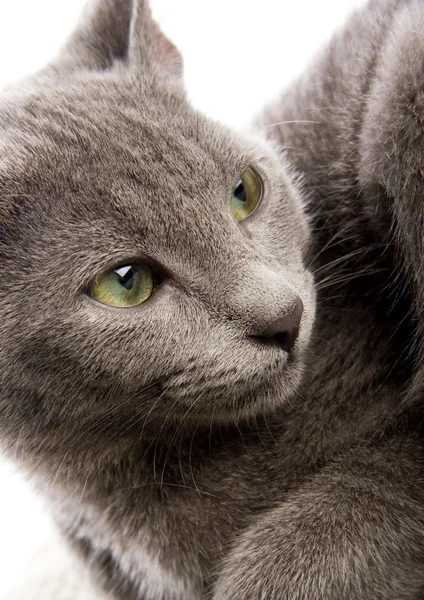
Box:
[254, 296, 303, 353]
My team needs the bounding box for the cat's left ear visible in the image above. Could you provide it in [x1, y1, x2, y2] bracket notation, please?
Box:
[53, 0, 183, 83]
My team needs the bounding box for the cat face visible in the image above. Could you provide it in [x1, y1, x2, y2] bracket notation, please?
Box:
[0, 0, 315, 451]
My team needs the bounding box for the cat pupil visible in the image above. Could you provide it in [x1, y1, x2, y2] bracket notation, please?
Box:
[234, 180, 246, 202]
[116, 268, 135, 291]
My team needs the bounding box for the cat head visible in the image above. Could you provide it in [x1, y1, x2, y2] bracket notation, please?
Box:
[0, 0, 315, 461]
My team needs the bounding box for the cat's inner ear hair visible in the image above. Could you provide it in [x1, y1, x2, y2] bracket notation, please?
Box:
[54, 0, 183, 81]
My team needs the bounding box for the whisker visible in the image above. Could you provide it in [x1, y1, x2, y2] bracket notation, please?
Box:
[120, 481, 220, 499]
[39, 381, 159, 494]
[137, 382, 173, 445]
[188, 420, 201, 494]
[150, 392, 186, 481]
[261, 119, 321, 130]
[159, 392, 206, 489]
[78, 462, 95, 503]
[311, 246, 379, 277]
[315, 267, 386, 291]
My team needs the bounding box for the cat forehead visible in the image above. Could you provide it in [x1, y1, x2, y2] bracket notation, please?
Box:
[0, 76, 250, 219]
[0, 76, 280, 275]
[0, 77, 214, 168]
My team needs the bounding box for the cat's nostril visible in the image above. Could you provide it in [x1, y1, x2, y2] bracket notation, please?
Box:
[269, 328, 300, 354]
[255, 296, 303, 353]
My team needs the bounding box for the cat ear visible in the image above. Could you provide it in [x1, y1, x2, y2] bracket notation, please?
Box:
[54, 0, 183, 82]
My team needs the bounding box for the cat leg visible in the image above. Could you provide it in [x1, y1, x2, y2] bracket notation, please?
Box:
[213, 438, 424, 600]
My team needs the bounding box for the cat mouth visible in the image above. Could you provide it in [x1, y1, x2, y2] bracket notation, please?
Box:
[160, 347, 304, 423]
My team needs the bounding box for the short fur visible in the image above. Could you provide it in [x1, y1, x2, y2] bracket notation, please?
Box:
[1, 0, 424, 599]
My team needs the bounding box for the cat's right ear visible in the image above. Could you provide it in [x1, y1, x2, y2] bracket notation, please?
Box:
[52, 0, 183, 83]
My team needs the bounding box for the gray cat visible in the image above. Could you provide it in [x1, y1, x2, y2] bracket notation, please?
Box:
[0, 0, 424, 599]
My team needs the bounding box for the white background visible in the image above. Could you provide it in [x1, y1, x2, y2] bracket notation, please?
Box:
[0, 0, 367, 596]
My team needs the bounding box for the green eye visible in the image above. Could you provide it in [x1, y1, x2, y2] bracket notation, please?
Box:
[90, 264, 154, 307]
[231, 168, 263, 222]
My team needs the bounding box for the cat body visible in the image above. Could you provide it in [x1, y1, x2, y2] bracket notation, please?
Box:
[1, 0, 424, 599]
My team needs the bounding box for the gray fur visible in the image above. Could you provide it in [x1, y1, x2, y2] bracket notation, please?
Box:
[1, 0, 424, 599]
